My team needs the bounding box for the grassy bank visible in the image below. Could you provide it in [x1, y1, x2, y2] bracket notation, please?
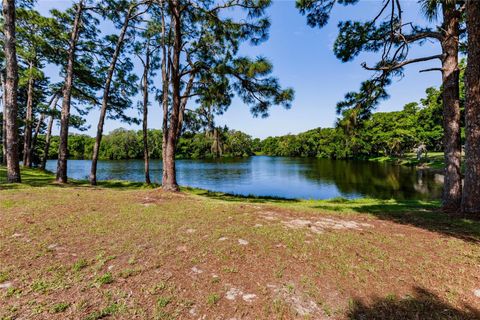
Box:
[1, 167, 480, 319]
[369, 152, 445, 170]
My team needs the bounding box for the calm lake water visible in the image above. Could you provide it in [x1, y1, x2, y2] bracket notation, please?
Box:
[45, 156, 443, 200]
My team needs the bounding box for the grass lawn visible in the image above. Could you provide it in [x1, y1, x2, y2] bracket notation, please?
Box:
[369, 152, 445, 170]
[1, 167, 480, 319]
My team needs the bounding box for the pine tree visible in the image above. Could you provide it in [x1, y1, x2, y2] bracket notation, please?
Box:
[2, 0, 21, 182]
[89, 0, 146, 185]
[462, 0, 480, 213]
[297, 0, 464, 212]
[157, 0, 293, 191]
[52, 0, 102, 183]
[16, 8, 57, 167]
[134, 19, 162, 185]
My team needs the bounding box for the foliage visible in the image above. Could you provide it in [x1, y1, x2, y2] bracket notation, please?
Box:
[261, 87, 445, 159]
[36, 127, 256, 161]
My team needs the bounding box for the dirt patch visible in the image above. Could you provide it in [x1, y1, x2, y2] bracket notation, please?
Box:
[259, 210, 372, 234]
[225, 286, 257, 303]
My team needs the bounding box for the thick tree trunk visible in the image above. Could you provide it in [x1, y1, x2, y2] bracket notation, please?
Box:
[22, 62, 34, 168]
[142, 46, 151, 185]
[461, 0, 480, 213]
[1, 72, 7, 166]
[440, 3, 462, 212]
[162, 132, 178, 191]
[162, 4, 181, 192]
[56, 0, 84, 183]
[2, 0, 21, 182]
[89, 9, 132, 185]
[40, 95, 59, 170]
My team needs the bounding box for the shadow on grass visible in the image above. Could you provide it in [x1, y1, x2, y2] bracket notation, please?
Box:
[183, 187, 300, 204]
[3, 167, 479, 243]
[348, 287, 479, 320]
[0, 167, 57, 189]
[0, 166, 157, 190]
[313, 199, 480, 243]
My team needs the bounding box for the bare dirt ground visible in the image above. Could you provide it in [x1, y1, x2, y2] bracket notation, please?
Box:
[1, 186, 480, 319]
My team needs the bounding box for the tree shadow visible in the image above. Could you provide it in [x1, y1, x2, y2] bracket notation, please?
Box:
[0, 167, 157, 190]
[314, 200, 480, 243]
[348, 287, 480, 320]
[0, 167, 58, 189]
[184, 187, 300, 204]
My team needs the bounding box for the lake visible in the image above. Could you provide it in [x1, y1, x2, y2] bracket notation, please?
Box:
[45, 156, 443, 200]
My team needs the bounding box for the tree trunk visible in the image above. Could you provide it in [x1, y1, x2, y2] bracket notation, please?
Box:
[1, 72, 7, 166]
[56, 0, 84, 183]
[41, 95, 60, 170]
[2, 0, 21, 182]
[22, 62, 34, 168]
[162, 4, 181, 192]
[440, 3, 462, 212]
[461, 0, 480, 213]
[142, 45, 151, 185]
[30, 113, 44, 165]
[29, 94, 57, 166]
[89, 9, 132, 185]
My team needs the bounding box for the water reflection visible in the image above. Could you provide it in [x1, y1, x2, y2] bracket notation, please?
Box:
[45, 156, 442, 200]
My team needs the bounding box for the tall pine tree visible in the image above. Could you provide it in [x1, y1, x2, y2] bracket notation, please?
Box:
[157, 0, 293, 191]
[297, 0, 464, 212]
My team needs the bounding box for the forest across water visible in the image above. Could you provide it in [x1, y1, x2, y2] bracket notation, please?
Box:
[32, 86, 445, 163]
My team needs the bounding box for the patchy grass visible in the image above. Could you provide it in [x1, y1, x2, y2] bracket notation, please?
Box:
[50, 302, 70, 314]
[1, 166, 480, 319]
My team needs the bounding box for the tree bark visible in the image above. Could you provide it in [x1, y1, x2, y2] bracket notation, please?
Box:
[56, 0, 84, 183]
[461, 0, 480, 213]
[22, 61, 35, 167]
[1, 72, 7, 166]
[30, 113, 44, 164]
[89, 7, 132, 185]
[40, 95, 60, 170]
[142, 45, 151, 185]
[2, 0, 21, 182]
[29, 93, 57, 166]
[162, 2, 181, 192]
[440, 3, 462, 212]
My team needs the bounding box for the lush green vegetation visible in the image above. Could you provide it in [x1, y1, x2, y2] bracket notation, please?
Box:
[261, 87, 445, 159]
[29, 85, 443, 163]
[31, 127, 258, 162]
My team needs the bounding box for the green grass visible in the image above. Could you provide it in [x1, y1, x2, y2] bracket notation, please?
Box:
[369, 152, 445, 170]
[50, 302, 70, 314]
[72, 259, 88, 272]
[206, 293, 220, 305]
[94, 273, 113, 286]
[0, 166, 157, 190]
[84, 303, 120, 320]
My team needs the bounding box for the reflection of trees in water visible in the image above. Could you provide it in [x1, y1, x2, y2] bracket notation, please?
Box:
[297, 158, 442, 200]
[58, 158, 443, 200]
[177, 158, 253, 182]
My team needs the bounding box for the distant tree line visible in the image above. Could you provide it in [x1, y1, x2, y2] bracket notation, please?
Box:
[29, 127, 257, 162]
[261, 89, 444, 159]
[27, 83, 443, 162]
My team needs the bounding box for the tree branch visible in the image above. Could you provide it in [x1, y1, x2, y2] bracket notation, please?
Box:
[362, 54, 443, 72]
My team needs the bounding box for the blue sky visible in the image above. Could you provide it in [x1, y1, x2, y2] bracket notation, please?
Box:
[37, 0, 442, 139]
